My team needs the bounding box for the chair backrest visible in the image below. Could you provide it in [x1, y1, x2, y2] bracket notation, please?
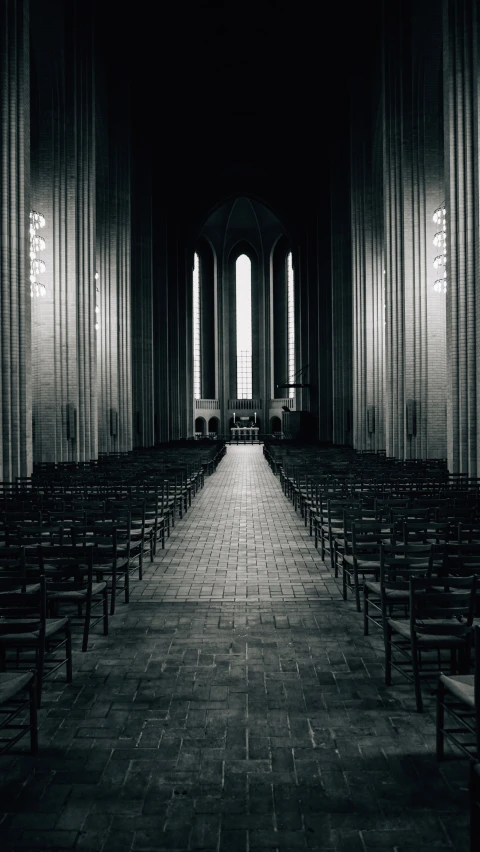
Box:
[409, 574, 476, 636]
[379, 543, 433, 594]
[402, 521, 450, 545]
[0, 574, 46, 635]
[70, 524, 118, 563]
[442, 543, 480, 578]
[349, 521, 396, 558]
[30, 543, 94, 588]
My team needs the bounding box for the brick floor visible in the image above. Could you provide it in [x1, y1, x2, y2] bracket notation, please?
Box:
[0, 446, 471, 851]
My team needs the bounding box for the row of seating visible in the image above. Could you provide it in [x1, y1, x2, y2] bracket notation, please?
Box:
[0, 441, 226, 756]
[264, 441, 479, 851]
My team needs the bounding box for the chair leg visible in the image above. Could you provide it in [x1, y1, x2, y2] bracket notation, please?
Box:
[124, 567, 130, 605]
[354, 565, 361, 612]
[82, 596, 92, 653]
[29, 678, 38, 754]
[436, 680, 445, 760]
[36, 643, 45, 708]
[385, 623, 392, 686]
[102, 588, 109, 636]
[364, 584, 369, 635]
[109, 564, 118, 615]
[411, 641, 423, 712]
[65, 623, 73, 683]
[342, 560, 347, 602]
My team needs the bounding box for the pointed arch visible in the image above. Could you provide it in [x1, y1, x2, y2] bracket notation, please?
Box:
[193, 237, 217, 401]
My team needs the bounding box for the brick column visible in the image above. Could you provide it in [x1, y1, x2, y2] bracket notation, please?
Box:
[153, 214, 170, 443]
[382, 1, 406, 459]
[331, 141, 353, 446]
[0, 0, 32, 480]
[351, 87, 386, 454]
[444, 0, 480, 474]
[30, 0, 96, 463]
[131, 140, 154, 448]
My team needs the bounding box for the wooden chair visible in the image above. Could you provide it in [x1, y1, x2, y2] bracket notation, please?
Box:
[69, 524, 129, 615]
[470, 761, 480, 852]
[0, 671, 38, 755]
[32, 544, 108, 652]
[436, 625, 480, 760]
[0, 575, 72, 706]
[342, 520, 396, 612]
[385, 575, 476, 712]
[363, 542, 433, 636]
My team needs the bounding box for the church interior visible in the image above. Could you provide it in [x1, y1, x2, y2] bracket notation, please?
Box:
[1, 0, 480, 850]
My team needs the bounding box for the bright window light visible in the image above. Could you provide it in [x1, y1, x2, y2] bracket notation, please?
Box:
[236, 254, 252, 399]
[287, 252, 295, 399]
[193, 253, 201, 399]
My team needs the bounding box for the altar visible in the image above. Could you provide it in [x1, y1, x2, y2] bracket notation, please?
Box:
[230, 427, 259, 441]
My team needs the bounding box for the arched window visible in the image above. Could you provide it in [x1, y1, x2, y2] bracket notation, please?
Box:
[193, 253, 201, 399]
[236, 254, 252, 399]
[287, 252, 295, 399]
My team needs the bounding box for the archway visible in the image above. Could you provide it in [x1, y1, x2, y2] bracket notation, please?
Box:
[195, 416, 206, 436]
[208, 416, 219, 435]
[270, 416, 281, 434]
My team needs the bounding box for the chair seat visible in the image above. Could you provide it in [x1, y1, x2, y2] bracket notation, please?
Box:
[93, 558, 128, 573]
[48, 582, 106, 601]
[388, 618, 469, 646]
[0, 671, 34, 704]
[439, 673, 475, 708]
[0, 616, 68, 643]
[344, 555, 379, 571]
[365, 580, 408, 600]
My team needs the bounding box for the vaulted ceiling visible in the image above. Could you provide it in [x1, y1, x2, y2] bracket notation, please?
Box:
[98, 1, 381, 228]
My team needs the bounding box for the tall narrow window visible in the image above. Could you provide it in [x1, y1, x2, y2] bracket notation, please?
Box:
[193, 253, 201, 399]
[236, 254, 252, 399]
[287, 252, 295, 399]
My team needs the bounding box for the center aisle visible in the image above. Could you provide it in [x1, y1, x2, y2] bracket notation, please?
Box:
[133, 445, 338, 602]
[0, 445, 469, 852]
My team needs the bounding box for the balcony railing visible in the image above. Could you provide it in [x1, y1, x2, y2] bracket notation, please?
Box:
[195, 399, 220, 409]
[269, 398, 294, 408]
[228, 399, 262, 409]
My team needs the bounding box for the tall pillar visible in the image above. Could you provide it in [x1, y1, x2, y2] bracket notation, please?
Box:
[97, 77, 132, 454]
[410, 0, 446, 459]
[131, 140, 154, 448]
[331, 141, 353, 446]
[30, 0, 96, 463]
[444, 0, 480, 474]
[382, 0, 407, 459]
[0, 0, 31, 480]
[167, 226, 181, 440]
[153, 214, 170, 443]
[351, 85, 385, 454]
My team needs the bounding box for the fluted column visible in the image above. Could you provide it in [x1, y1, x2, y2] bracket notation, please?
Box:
[383, 1, 406, 459]
[410, 0, 446, 459]
[97, 80, 132, 454]
[153, 214, 170, 443]
[168, 227, 181, 440]
[331, 141, 353, 446]
[444, 0, 480, 474]
[0, 0, 31, 480]
[30, 0, 96, 463]
[351, 87, 385, 453]
[131, 141, 154, 448]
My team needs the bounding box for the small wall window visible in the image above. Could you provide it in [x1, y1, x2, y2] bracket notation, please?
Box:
[287, 252, 295, 399]
[193, 253, 201, 399]
[236, 254, 252, 399]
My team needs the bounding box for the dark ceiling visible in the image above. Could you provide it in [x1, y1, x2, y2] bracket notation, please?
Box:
[97, 1, 380, 227]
